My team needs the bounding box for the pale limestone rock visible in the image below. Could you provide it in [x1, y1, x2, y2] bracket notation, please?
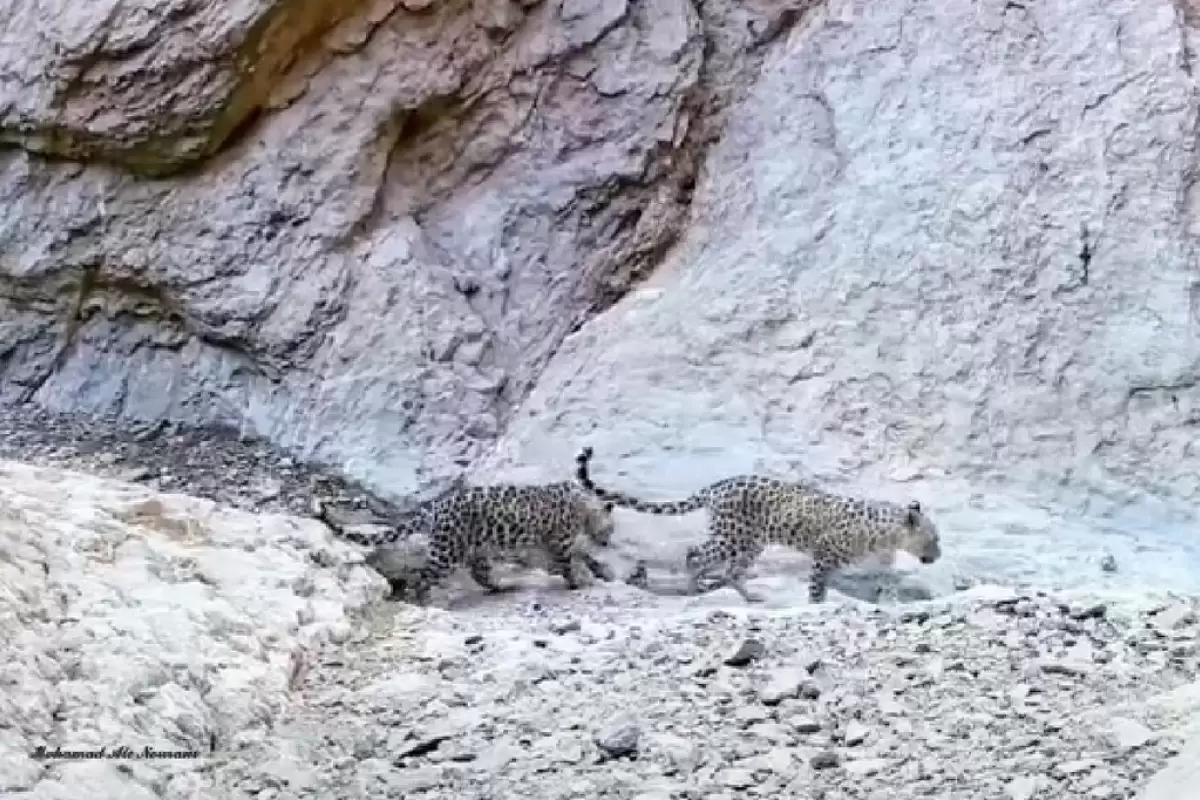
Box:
[0, 459, 382, 798]
[479, 0, 1200, 597]
[1, 0, 778, 503]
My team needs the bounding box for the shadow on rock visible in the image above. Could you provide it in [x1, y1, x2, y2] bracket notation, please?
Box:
[619, 560, 936, 604]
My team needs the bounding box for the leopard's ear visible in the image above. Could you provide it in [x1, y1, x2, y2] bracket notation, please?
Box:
[906, 500, 921, 526]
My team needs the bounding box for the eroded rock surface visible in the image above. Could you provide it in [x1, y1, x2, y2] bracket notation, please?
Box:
[0, 459, 383, 798]
[478, 0, 1200, 592]
[0, 0, 360, 172]
[0, 0, 805, 494]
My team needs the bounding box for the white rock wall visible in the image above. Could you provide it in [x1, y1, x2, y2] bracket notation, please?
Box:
[478, 0, 1200, 592]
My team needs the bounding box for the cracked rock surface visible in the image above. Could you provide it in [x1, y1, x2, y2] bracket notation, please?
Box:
[1, 0, 797, 495]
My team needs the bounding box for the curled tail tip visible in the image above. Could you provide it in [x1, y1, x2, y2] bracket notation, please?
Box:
[575, 445, 596, 485]
[346, 530, 388, 547]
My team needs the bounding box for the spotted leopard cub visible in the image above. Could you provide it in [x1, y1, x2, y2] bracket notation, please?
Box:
[315, 481, 616, 604]
[575, 446, 941, 604]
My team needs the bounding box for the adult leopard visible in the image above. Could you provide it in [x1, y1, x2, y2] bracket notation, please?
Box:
[574, 446, 940, 604]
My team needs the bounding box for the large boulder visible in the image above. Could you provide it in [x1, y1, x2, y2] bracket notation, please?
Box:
[0, 459, 381, 797]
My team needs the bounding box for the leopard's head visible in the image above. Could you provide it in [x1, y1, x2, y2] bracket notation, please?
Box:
[898, 500, 941, 565]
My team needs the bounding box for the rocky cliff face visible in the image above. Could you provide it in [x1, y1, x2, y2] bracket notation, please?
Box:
[1, 0, 801, 489]
[2, 0, 1198, 586]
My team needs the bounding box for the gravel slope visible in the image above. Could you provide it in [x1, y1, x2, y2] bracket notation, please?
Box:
[247, 586, 1199, 800]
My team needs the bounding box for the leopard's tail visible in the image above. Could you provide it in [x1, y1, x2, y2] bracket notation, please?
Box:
[574, 446, 708, 516]
[311, 498, 407, 547]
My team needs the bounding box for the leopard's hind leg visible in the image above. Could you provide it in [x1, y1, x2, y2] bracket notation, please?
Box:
[579, 550, 615, 582]
[405, 531, 462, 605]
[686, 509, 765, 602]
[468, 555, 513, 594]
[720, 535, 766, 604]
[684, 539, 730, 595]
[542, 534, 591, 590]
[807, 550, 847, 604]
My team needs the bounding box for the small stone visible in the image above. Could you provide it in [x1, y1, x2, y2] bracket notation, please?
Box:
[1008, 775, 1039, 800]
[799, 679, 822, 699]
[790, 716, 822, 734]
[843, 757, 890, 777]
[1105, 717, 1156, 751]
[653, 734, 700, 774]
[876, 694, 907, 716]
[396, 732, 453, 760]
[760, 668, 807, 705]
[843, 721, 871, 747]
[1099, 554, 1118, 573]
[555, 740, 586, 764]
[747, 747, 796, 776]
[1038, 658, 1092, 677]
[1069, 603, 1107, 621]
[725, 638, 765, 667]
[392, 765, 442, 791]
[1056, 759, 1101, 776]
[734, 706, 769, 726]
[811, 750, 840, 770]
[595, 717, 640, 759]
[550, 617, 581, 635]
[747, 722, 792, 744]
[118, 466, 151, 482]
[1151, 604, 1197, 631]
[256, 478, 283, 500]
[717, 768, 757, 788]
[797, 652, 823, 673]
[625, 561, 650, 588]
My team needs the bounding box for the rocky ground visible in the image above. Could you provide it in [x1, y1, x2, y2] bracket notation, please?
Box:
[3, 404, 1199, 800]
[244, 586, 1200, 800]
[0, 404, 399, 517]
